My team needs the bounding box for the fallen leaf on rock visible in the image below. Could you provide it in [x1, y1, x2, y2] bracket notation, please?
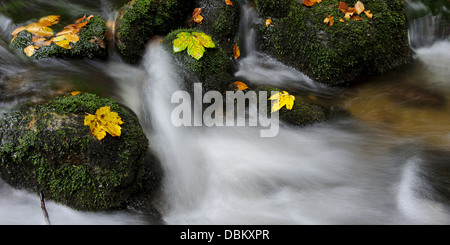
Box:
[324, 15, 334, 26]
[355, 1, 365, 15]
[233, 81, 249, 91]
[233, 43, 240, 59]
[269, 91, 295, 113]
[266, 18, 272, 27]
[71, 91, 82, 96]
[225, 0, 233, 6]
[338, 1, 349, 12]
[302, 0, 316, 7]
[191, 8, 203, 24]
[173, 31, 215, 60]
[84, 106, 123, 141]
[351, 15, 363, 21]
[24, 45, 35, 57]
[364, 10, 373, 19]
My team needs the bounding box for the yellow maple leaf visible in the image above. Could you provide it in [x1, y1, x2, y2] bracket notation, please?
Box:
[84, 106, 124, 141]
[269, 91, 295, 113]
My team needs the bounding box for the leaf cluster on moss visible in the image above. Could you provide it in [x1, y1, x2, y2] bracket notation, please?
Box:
[0, 93, 151, 211]
[10, 15, 108, 60]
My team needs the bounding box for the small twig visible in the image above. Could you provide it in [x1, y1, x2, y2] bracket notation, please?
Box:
[40, 192, 51, 225]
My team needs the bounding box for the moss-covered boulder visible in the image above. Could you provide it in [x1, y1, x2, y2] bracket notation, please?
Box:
[192, 0, 241, 58]
[10, 15, 108, 60]
[115, 0, 194, 64]
[161, 28, 232, 93]
[255, 0, 413, 86]
[256, 86, 328, 127]
[0, 93, 158, 211]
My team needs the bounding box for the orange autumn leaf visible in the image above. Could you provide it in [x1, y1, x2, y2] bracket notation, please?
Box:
[324, 15, 334, 26]
[338, 1, 349, 12]
[302, 0, 316, 7]
[339, 18, 345, 23]
[71, 91, 82, 96]
[266, 18, 272, 27]
[364, 10, 373, 19]
[191, 8, 203, 24]
[225, 0, 233, 6]
[233, 43, 240, 59]
[193, 15, 203, 24]
[351, 15, 363, 21]
[233, 81, 249, 91]
[355, 1, 365, 15]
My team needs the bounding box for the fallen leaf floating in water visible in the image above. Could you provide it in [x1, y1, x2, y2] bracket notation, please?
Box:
[233, 81, 249, 91]
[173, 31, 215, 60]
[225, 0, 233, 6]
[269, 91, 295, 113]
[324, 15, 334, 26]
[84, 106, 124, 141]
[233, 43, 240, 59]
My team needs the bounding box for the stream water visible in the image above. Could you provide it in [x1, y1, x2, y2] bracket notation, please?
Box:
[0, 0, 449, 225]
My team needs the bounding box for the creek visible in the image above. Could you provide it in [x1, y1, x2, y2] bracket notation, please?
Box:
[0, 0, 449, 224]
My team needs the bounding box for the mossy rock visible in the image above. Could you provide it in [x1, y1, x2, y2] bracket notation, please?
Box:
[0, 93, 157, 211]
[161, 28, 232, 93]
[115, 0, 194, 64]
[257, 86, 328, 127]
[256, 0, 414, 86]
[10, 15, 108, 60]
[192, 0, 241, 58]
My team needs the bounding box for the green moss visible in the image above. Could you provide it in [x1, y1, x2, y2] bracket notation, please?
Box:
[257, 0, 413, 85]
[193, 0, 241, 57]
[115, 0, 193, 63]
[10, 15, 108, 60]
[0, 93, 151, 211]
[254, 0, 295, 18]
[162, 28, 232, 93]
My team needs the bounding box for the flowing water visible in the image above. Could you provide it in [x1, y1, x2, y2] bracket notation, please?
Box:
[0, 0, 449, 225]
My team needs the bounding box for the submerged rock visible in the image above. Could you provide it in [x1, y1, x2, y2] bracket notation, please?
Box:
[0, 93, 159, 212]
[10, 15, 108, 60]
[255, 0, 414, 86]
[161, 28, 232, 93]
[115, 0, 194, 64]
